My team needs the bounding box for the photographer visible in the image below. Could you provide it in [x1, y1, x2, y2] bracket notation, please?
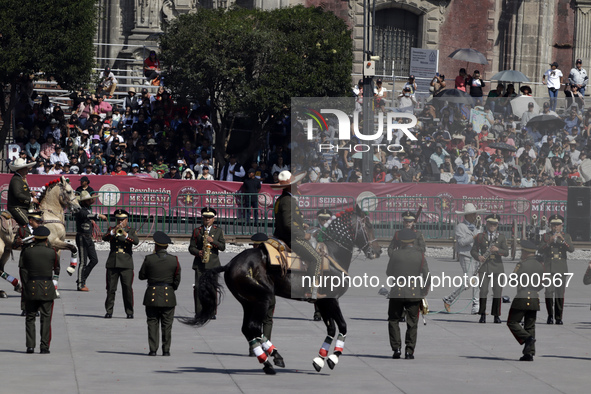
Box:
[430, 73, 446, 96]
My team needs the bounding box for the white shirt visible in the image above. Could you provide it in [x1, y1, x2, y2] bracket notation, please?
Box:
[544, 69, 563, 89]
[224, 163, 245, 182]
[50, 151, 69, 165]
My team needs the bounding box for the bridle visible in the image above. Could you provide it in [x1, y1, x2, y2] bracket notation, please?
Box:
[353, 214, 377, 255]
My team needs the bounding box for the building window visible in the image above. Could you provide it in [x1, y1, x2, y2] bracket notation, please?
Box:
[374, 8, 419, 77]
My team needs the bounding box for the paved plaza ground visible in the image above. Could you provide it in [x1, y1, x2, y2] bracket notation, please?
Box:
[1, 247, 591, 394]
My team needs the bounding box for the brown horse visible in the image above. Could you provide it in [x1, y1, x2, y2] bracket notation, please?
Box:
[184, 205, 382, 374]
[0, 176, 80, 297]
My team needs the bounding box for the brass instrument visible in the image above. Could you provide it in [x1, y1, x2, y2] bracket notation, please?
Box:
[476, 215, 482, 230]
[420, 298, 429, 325]
[531, 214, 537, 226]
[482, 232, 499, 261]
[202, 229, 212, 264]
[540, 215, 547, 230]
[116, 228, 125, 236]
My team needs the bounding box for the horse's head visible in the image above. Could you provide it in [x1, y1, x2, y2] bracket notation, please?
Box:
[58, 176, 81, 213]
[352, 205, 382, 259]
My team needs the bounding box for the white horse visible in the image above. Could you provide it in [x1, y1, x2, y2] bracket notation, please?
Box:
[0, 176, 80, 297]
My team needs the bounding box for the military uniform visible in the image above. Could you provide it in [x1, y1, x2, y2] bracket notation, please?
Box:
[189, 208, 226, 315]
[507, 242, 544, 361]
[387, 211, 427, 255]
[102, 210, 139, 317]
[7, 172, 33, 226]
[139, 231, 181, 356]
[538, 215, 574, 324]
[20, 227, 59, 353]
[386, 229, 430, 358]
[75, 201, 101, 290]
[471, 214, 508, 320]
[17, 211, 44, 313]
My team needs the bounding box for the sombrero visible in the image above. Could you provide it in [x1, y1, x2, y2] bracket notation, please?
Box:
[9, 158, 36, 172]
[270, 170, 306, 189]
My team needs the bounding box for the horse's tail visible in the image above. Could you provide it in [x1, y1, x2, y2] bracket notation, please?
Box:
[182, 265, 226, 327]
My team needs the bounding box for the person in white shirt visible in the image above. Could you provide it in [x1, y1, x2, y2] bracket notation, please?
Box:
[49, 145, 69, 165]
[271, 156, 289, 174]
[542, 62, 563, 112]
[197, 166, 214, 180]
[99, 66, 118, 98]
[220, 155, 245, 182]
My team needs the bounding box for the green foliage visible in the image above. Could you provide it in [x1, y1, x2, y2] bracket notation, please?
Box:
[159, 5, 353, 160]
[0, 0, 98, 90]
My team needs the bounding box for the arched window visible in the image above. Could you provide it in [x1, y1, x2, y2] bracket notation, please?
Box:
[374, 8, 419, 77]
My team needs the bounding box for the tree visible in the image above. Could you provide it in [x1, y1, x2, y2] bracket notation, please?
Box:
[159, 5, 353, 170]
[0, 0, 98, 153]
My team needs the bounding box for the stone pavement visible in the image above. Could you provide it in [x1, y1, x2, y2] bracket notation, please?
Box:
[1, 249, 591, 394]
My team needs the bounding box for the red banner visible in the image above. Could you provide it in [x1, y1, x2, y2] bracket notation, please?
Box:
[0, 175, 567, 220]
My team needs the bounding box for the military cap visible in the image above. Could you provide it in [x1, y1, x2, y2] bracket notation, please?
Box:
[27, 211, 44, 221]
[519, 239, 537, 253]
[549, 214, 564, 225]
[153, 231, 173, 246]
[399, 228, 417, 242]
[250, 233, 269, 245]
[317, 208, 332, 220]
[485, 214, 501, 223]
[202, 207, 217, 218]
[402, 210, 416, 221]
[113, 209, 129, 219]
[33, 226, 50, 239]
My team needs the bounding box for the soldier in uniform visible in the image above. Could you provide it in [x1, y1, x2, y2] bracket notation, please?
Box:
[7, 158, 38, 226]
[386, 228, 430, 359]
[271, 170, 322, 299]
[139, 231, 181, 356]
[19, 226, 59, 354]
[471, 214, 508, 323]
[506, 240, 544, 361]
[75, 191, 107, 291]
[189, 207, 226, 318]
[15, 211, 45, 316]
[103, 209, 139, 319]
[387, 210, 427, 256]
[538, 214, 574, 324]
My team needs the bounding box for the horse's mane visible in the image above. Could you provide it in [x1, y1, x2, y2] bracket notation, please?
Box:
[37, 178, 64, 204]
[316, 207, 357, 245]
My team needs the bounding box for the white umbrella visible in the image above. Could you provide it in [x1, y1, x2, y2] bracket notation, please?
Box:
[490, 70, 531, 83]
[511, 96, 539, 117]
[448, 49, 488, 65]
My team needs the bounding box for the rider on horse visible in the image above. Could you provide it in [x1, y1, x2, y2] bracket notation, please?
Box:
[271, 170, 323, 299]
[7, 158, 38, 227]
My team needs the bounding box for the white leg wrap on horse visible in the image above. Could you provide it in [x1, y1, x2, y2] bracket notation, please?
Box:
[261, 339, 276, 355]
[334, 333, 345, 354]
[248, 339, 268, 363]
[319, 335, 333, 358]
[1, 271, 19, 287]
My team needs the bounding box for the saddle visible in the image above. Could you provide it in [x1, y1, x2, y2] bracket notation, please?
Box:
[0, 212, 18, 236]
[262, 237, 347, 277]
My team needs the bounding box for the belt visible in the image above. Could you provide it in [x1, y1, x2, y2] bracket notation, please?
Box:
[552, 253, 563, 259]
[29, 276, 52, 280]
[148, 282, 173, 286]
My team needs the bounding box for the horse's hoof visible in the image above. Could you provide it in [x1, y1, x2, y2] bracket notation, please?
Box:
[312, 357, 324, 372]
[0, 290, 7, 298]
[327, 354, 339, 370]
[271, 350, 285, 368]
[262, 361, 276, 375]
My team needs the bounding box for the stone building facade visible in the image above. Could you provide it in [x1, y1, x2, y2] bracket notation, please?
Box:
[97, 0, 586, 95]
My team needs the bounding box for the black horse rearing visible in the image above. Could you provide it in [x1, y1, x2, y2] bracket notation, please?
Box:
[184, 205, 382, 375]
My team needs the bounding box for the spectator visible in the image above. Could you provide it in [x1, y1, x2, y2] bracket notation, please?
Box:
[197, 166, 214, 180]
[182, 168, 196, 180]
[542, 62, 563, 112]
[453, 165, 470, 184]
[93, 95, 112, 120]
[467, 70, 485, 105]
[399, 159, 417, 182]
[163, 165, 181, 179]
[48, 162, 63, 175]
[219, 154, 245, 182]
[111, 162, 127, 176]
[486, 84, 504, 113]
[271, 156, 289, 174]
[430, 73, 446, 96]
[128, 163, 141, 176]
[50, 145, 69, 165]
[98, 66, 117, 98]
[143, 50, 161, 85]
[455, 68, 468, 92]
[397, 87, 416, 113]
[373, 163, 386, 183]
[143, 162, 158, 179]
[385, 167, 401, 183]
[569, 58, 588, 97]
[25, 136, 40, 161]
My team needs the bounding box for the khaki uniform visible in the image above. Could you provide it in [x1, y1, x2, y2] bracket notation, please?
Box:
[139, 250, 181, 354]
[538, 232, 574, 320]
[386, 246, 430, 356]
[7, 173, 32, 226]
[471, 232, 508, 316]
[103, 226, 139, 315]
[507, 255, 545, 356]
[20, 243, 59, 351]
[189, 225, 225, 314]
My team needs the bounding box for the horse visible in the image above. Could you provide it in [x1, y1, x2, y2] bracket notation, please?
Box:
[0, 176, 80, 297]
[184, 205, 382, 375]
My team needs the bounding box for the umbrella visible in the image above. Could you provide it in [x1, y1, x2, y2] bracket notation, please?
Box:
[433, 89, 474, 105]
[448, 49, 489, 65]
[526, 114, 565, 130]
[488, 142, 517, 152]
[490, 70, 531, 83]
[511, 96, 539, 117]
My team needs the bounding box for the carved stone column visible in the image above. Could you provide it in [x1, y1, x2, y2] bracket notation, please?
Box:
[574, 0, 591, 67]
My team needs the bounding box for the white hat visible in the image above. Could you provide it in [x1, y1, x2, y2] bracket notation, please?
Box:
[270, 170, 306, 189]
[9, 158, 36, 172]
[78, 190, 98, 202]
[455, 203, 487, 215]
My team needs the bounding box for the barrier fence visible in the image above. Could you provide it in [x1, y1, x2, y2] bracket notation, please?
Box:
[1, 192, 569, 241]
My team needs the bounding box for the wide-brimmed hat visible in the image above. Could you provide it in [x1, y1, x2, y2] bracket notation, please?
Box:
[78, 190, 98, 202]
[270, 170, 306, 189]
[455, 203, 486, 215]
[9, 158, 36, 172]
